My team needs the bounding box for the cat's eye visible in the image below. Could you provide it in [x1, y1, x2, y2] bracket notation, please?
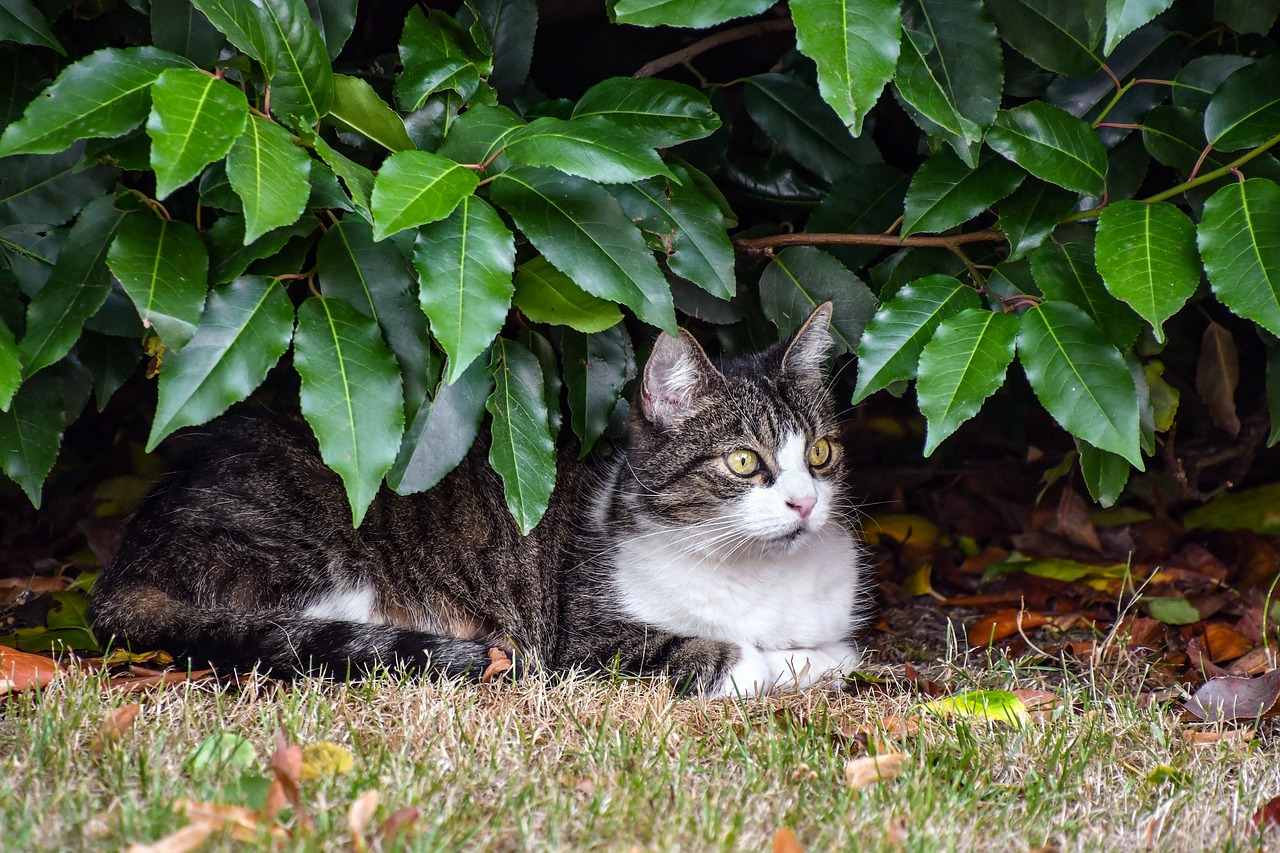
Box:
[725, 449, 760, 477]
[808, 438, 833, 468]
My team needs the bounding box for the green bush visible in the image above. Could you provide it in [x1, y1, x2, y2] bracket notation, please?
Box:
[0, 0, 1276, 527]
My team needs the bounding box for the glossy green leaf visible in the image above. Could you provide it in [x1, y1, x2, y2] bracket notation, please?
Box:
[1094, 200, 1199, 343]
[0, 364, 85, 507]
[853, 275, 979, 403]
[327, 74, 414, 152]
[206, 215, 317, 284]
[895, 0, 1001, 149]
[0, 143, 118, 228]
[226, 115, 311, 244]
[996, 179, 1077, 261]
[572, 77, 720, 149]
[486, 337, 556, 534]
[0, 0, 65, 54]
[743, 73, 879, 183]
[469, 0, 536, 98]
[791, 0, 900, 136]
[152, 0, 225, 68]
[394, 7, 480, 111]
[412, 196, 515, 384]
[806, 166, 910, 271]
[608, 168, 736, 300]
[984, 0, 1102, 78]
[0, 314, 19, 411]
[146, 68, 248, 198]
[1103, 0, 1173, 54]
[317, 219, 436, 422]
[294, 123, 373, 215]
[519, 328, 562, 443]
[917, 309, 1018, 455]
[305, 0, 357, 59]
[370, 150, 478, 242]
[148, 276, 293, 449]
[294, 295, 405, 527]
[78, 332, 139, 412]
[435, 103, 525, 167]
[106, 215, 208, 351]
[1031, 242, 1142, 349]
[388, 355, 492, 495]
[1214, 0, 1280, 33]
[1198, 178, 1280, 339]
[1017, 300, 1143, 467]
[608, 0, 773, 27]
[19, 196, 129, 378]
[1204, 54, 1280, 152]
[504, 116, 675, 184]
[1077, 438, 1130, 507]
[512, 256, 621, 333]
[561, 324, 632, 456]
[903, 149, 1024, 237]
[0, 47, 192, 156]
[759, 247, 879, 358]
[490, 166, 676, 334]
[987, 102, 1107, 196]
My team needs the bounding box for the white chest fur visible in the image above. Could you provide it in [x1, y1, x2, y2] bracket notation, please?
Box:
[610, 523, 863, 650]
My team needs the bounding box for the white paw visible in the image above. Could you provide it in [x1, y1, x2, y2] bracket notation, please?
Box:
[761, 643, 860, 692]
[709, 644, 776, 698]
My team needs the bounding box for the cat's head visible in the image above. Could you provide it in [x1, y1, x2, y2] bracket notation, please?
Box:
[623, 303, 847, 556]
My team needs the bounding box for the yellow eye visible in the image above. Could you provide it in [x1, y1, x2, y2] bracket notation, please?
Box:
[725, 449, 760, 477]
[808, 438, 833, 468]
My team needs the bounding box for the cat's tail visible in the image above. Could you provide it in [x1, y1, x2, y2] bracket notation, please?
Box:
[90, 583, 504, 681]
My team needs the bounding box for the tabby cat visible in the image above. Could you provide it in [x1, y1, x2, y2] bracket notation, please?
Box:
[91, 303, 867, 696]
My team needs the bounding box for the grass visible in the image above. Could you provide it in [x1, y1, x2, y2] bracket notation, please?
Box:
[3, 651, 1279, 852]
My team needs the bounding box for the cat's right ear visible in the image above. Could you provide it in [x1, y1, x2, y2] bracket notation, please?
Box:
[641, 330, 720, 427]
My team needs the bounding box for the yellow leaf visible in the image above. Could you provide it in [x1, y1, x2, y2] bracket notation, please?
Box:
[844, 753, 908, 790]
[902, 564, 941, 599]
[301, 742, 354, 781]
[923, 690, 1031, 726]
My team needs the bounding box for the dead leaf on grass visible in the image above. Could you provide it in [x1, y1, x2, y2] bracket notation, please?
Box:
[482, 647, 513, 682]
[844, 753, 908, 790]
[1228, 647, 1276, 677]
[106, 668, 214, 694]
[347, 789, 380, 853]
[124, 819, 218, 853]
[0, 646, 64, 694]
[1203, 623, 1253, 663]
[269, 730, 312, 832]
[1181, 727, 1254, 750]
[379, 806, 421, 843]
[968, 610, 1047, 647]
[1184, 669, 1280, 722]
[1252, 795, 1280, 830]
[92, 703, 141, 756]
[773, 827, 804, 853]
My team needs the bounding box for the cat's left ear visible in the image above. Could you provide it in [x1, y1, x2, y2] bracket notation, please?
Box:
[781, 302, 834, 377]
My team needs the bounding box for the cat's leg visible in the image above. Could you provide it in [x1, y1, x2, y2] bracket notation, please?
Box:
[758, 642, 860, 691]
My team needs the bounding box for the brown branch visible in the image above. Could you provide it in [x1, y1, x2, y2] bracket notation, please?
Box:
[632, 18, 795, 78]
[733, 229, 1006, 256]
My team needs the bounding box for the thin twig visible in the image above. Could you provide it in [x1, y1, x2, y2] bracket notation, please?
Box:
[632, 18, 795, 78]
[733, 229, 1005, 256]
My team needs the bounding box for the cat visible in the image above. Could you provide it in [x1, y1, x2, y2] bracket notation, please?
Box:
[90, 302, 868, 697]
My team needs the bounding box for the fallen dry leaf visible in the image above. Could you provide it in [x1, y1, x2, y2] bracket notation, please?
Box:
[1252, 795, 1280, 830]
[481, 647, 513, 682]
[0, 647, 65, 694]
[125, 819, 218, 853]
[347, 789, 380, 853]
[92, 703, 141, 756]
[1184, 669, 1280, 722]
[106, 669, 214, 694]
[773, 827, 804, 853]
[1011, 689, 1063, 721]
[269, 730, 312, 833]
[1181, 727, 1254, 750]
[176, 800, 261, 841]
[1228, 647, 1277, 677]
[968, 610, 1047, 647]
[379, 806, 421, 843]
[884, 815, 908, 847]
[1203, 623, 1253, 663]
[845, 753, 908, 790]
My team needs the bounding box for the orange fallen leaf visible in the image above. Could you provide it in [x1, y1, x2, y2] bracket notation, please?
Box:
[106, 669, 214, 694]
[1203, 623, 1253, 663]
[773, 827, 804, 853]
[1252, 795, 1280, 830]
[968, 610, 1047, 647]
[481, 647, 513, 682]
[269, 730, 312, 833]
[92, 703, 141, 756]
[845, 753, 908, 790]
[125, 819, 218, 853]
[348, 789, 380, 853]
[0, 647, 65, 694]
[1181, 727, 1254, 750]
[1011, 689, 1063, 720]
[379, 806, 421, 843]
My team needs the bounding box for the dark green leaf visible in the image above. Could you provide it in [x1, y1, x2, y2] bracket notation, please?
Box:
[0, 46, 192, 156]
[206, 215, 317, 284]
[1018, 300, 1143, 467]
[0, 0, 65, 54]
[1094, 200, 1199, 342]
[743, 73, 880, 183]
[1103, 0, 1173, 54]
[486, 337, 556, 534]
[0, 313, 18, 411]
[917, 309, 1018, 455]
[294, 123, 373, 215]
[790, 0, 901, 135]
[1214, 0, 1280, 34]
[997, 179, 1077, 261]
[518, 328, 562, 443]
[983, 0, 1102, 77]
[326, 74, 414, 153]
[759, 247, 879, 358]
[1078, 438, 1130, 506]
[608, 0, 773, 27]
[852, 274, 980, 402]
[146, 69, 248, 198]
[152, 0, 225, 69]
[469, 0, 536, 99]
[304, 0, 357, 60]
[435, 103, 524, 167]
[1174, 55, 1253, 114]
[512, 256, 622, 333]
[394, 7, 480, 111]
[370, 150, 479, 241]
[0, 365, 79, 507]
[388, 354, 491, 494]
[806, 166, 909, 271]
[561, 324, 632, 456]
[1198, 178, 1280, 339]
[902, 148, 1024, 237]
[226, 115, 311, 244]
[1031, 241, 1142, 348]
[412, 196, 515, 384]
[490, 166, 676, 334]
[106, 215, 208, 351]
[504, 116, 675, 184]
[572, 77, 720, 149]
[76, 331, 139, 412]
[148, 276, 293, 448]
[0, 143, 118, 227]
[1204, 54, 1280, 152]
[987, 102, 1107, 196]
[318, 220, 437, 422]
[294, 295, 405, 526]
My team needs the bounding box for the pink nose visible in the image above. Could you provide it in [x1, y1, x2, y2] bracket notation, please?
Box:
[787, 495, 816, 521]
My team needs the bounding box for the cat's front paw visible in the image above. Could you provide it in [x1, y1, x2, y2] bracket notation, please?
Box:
[761, 643, 860, 691]
[707, 644, 776, 698]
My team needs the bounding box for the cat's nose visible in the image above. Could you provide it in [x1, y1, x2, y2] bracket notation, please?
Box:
[786, 495, 816, 522]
